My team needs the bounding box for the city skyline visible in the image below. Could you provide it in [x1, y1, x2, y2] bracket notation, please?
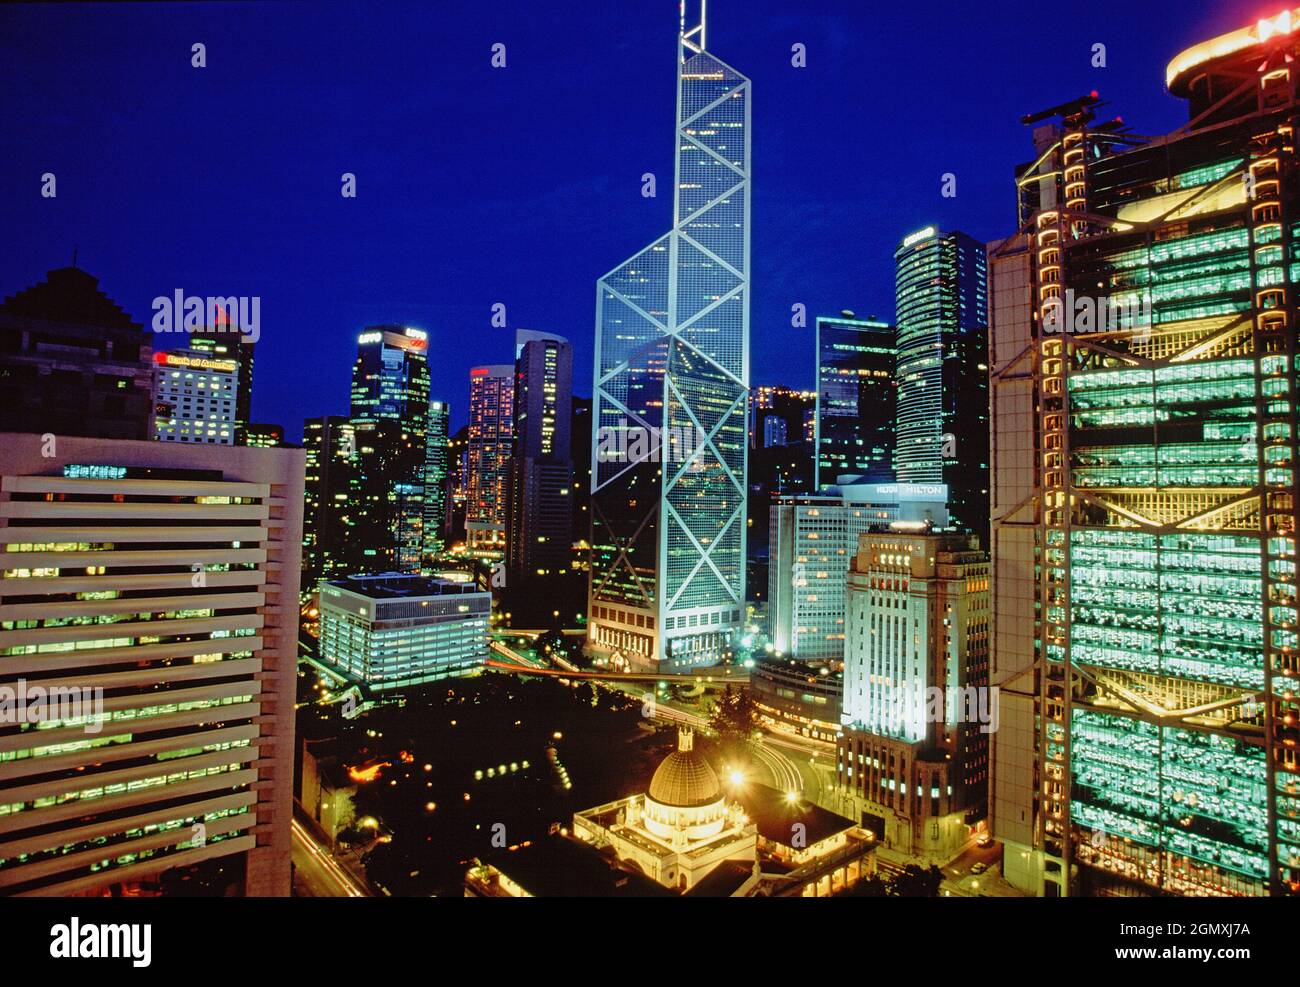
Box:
[0, 0, 1260, 439]
[3, 0, 1299, 925]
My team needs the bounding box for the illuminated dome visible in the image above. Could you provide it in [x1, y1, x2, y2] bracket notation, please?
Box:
[648, 728, 721, 808]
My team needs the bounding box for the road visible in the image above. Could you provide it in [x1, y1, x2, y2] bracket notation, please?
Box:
[747, 737, 803, 795]
[291, 819, 368, 898]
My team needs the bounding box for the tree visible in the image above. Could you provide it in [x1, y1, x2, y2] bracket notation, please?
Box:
[841, 876, 891, 897]
[709, 685, 758, 741]
[893, 864, 945, 898]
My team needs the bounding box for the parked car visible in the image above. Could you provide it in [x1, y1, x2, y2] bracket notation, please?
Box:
[970, 861, 989, 875]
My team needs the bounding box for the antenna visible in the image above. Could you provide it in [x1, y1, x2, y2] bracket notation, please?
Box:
[71, 245, 79, 269]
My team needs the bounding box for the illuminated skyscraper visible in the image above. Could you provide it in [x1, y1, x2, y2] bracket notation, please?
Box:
[349, 324, 431, 428]
[894, 228, 989, 540]
[814, 314, 895, 488]
[302, 415, 356, 590]
[189, 331, 255, 442]
[768, 482, 948, 661]
[466, 364, 514, 556]
[509, 331, 573, 578]
[422, 399, 450, 566]
[990, 12, 1300, 897]
[349, 325, 431, 573]
[588, 1, 750, 671]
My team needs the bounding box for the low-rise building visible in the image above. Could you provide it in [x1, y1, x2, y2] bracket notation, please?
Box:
[749, 657, 842, 744]
[467, 728, 875, 897]
[317, 572, 489, 692]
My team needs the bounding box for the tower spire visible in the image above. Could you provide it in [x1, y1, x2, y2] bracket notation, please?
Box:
[680, 0, 706, 60]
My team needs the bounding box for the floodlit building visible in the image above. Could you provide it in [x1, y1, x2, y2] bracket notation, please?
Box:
[464, 727, 875, 897]
[838, 530, 990, 861]
[0, 433, 304, 896]
[188, 331, 255, 443]
[588, 1, 750, 672]
[989, 9, 1300, 897]
[767, 481, 948, 661]
[573, 729, 759, 893]
[317, 573, 489, 692]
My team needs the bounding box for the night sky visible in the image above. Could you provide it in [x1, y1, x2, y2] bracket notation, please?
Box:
[0, 0, 1265, 439]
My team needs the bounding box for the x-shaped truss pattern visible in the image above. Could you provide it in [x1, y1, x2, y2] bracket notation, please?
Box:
[589, 10, 750, 623]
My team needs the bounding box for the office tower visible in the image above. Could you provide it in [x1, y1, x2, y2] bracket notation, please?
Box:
[239, 423, 284, 448]
[422, 399, 450, 566]
[302, 415, 357, 590]
[301, 414, 422, 584]
[761, 415, 786, 448]
[509, 331, 574, 578]
[0, 432, 304, 896]
[349, 325, 431, 426]
[990, 14, 1300, 897]
[571, 396, 593, 555]
[466, 364, 514, 556]
[588, 2, 750, 671]
[768, 482, 949, 661]
[0, 266, 154, 440]
[751, 385, 815, 451]
[151, 347, 238, 444]
[894, 228, 989, 540]
[838, 531, 989, 858]
[815, 314, 896, 488]
[446, 424, 469, 546]
[350, 418, 425, 574]
[189, 332, 255, 442]
[349, 325, 432, 573]
[317, 573, 489, 691]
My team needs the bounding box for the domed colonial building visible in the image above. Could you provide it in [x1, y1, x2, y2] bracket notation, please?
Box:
[468, 727, 877, 897]
[573, 728, 759, 893]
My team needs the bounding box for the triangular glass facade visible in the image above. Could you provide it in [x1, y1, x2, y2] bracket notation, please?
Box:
[588, 5, 749, 670]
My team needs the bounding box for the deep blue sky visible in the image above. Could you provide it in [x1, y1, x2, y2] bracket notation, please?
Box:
[0, 0, 1265, 438]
